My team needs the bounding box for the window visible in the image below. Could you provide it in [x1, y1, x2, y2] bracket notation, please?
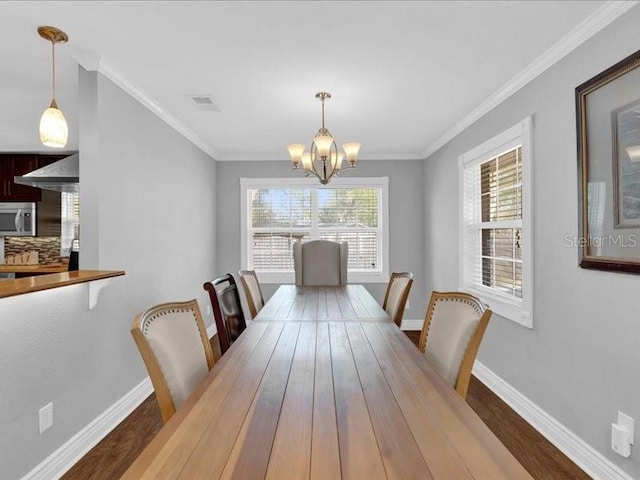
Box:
[60, 192, 80, 256]
[459, 118, 533, 328]
[241, 177, 389, 283]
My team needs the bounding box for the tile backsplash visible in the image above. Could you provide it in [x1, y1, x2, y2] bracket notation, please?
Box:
[4, 237, 63, 265]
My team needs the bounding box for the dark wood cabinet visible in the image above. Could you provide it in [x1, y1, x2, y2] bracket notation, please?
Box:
[0, 154, 65, 202]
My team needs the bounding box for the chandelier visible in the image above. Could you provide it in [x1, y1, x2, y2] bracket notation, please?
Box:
[38, 26, 69, 148]
[287, 92, 360, 185]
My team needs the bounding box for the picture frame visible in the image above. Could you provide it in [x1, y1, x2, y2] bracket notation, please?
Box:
[576, 48, 640, 273]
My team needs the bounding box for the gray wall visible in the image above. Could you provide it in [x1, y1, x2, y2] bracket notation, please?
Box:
[423, 7, 640, 477]
[0, 70, 217, 479]
[216, 160, 426, 323]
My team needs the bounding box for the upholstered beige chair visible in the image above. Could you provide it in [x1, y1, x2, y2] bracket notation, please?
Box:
[382, 272, 414, 327]
[131, 299, 215, 423]
[418, 291, 492, 399]
[293, 240, 348, 286]
[238, 270, 264, 319]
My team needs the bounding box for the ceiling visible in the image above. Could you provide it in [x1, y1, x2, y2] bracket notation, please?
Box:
[0, 1, 621, 160]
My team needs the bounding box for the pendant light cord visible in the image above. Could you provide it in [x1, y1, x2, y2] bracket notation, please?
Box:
[51, 40, 56, 99]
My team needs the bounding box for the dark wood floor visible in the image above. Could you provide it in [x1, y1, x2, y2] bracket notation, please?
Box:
[62, 332, 591, 480]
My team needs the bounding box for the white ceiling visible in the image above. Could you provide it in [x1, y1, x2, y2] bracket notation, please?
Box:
[0, 1, 622, 160]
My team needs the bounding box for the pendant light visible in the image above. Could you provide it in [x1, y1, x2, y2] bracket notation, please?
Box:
[38, 26, 69, 148]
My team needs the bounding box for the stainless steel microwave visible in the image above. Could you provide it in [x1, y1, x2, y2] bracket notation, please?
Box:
[0, 202, 36, 236]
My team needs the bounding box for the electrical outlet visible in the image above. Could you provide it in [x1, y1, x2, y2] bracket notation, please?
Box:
[618, 411, 635, 444]
[611, 411, 634, 457]
[205, 305, 212, 316]
[39, 403, 53, 434]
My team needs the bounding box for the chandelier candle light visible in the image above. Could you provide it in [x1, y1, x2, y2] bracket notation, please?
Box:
[38, 26, 69, 148]
[287, 92, 360, 185]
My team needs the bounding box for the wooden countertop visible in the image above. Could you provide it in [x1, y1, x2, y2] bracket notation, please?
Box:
[0, 264, 69, 274]
[0, 270, 125, 299]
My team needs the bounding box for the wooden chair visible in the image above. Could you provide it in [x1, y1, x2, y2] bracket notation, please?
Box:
[130, 299, 215, 423]
[238, 270, 265, 319]
[418, 291, 492, 399]
[293, 239, 348, 286]
[203, 274, 247, 355]
[382, 272, 414, 327]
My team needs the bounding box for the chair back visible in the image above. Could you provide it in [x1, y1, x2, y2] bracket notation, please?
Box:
[131, 299, 214, 423]
[382, 272, 414, 326]
[293, 240, 348, 286]
[238, 270, 265, 319]
[418, 291, 492, 399]
[203, 274, 247, 355]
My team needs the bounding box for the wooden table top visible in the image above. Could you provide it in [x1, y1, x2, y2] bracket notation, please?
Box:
[124, 288, 531, 480]
[254, 284, 390, 322]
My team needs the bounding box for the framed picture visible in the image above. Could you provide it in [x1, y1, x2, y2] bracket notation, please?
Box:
[576, 48, 640, 273]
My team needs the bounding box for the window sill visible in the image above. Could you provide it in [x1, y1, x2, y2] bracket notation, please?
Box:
[463, 285, 532, 329]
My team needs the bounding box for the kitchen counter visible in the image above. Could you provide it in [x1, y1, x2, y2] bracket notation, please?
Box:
[0, 264, 69, 276]
[0, 270, 125, 300]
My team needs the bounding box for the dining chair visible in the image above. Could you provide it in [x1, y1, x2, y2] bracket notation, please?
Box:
[382, 271, 414, 327]
[238, 270, 264, 319]
[130, 299, 215, 423]
[418, 291, 492, 399]
[293, 239, 348, 286]
[203, 274, 247, 355]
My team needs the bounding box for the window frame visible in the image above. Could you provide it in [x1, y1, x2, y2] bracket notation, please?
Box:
[240, 176, 389, 284]
[458, 117, 533, 328]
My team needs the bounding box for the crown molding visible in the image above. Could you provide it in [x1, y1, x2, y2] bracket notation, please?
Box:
[218, 152, 424, 162]
[72, 56, 219, 160]
[422, 0, 639, 159]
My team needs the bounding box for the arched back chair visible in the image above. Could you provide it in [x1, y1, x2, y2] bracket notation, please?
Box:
[238, 270, 265, 319]
[131, 299, 215, 423]
[203, 274, 247, 355]
[418, 291, 492, 399]
[382, 272, 414, 327]
[293, 240, 348, 286]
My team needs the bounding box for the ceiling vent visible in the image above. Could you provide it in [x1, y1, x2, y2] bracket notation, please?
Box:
[188, 94, 220, 112]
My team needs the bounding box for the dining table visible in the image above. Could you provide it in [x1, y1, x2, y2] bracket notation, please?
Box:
[123, 284, 532, 479]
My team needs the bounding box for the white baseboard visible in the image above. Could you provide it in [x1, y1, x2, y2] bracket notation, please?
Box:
[21, 378, 153, 480]
[400, 319, 423, 331]
[473, 361, 633, 480]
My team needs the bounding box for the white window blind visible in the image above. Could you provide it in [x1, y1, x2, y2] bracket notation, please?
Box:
[60, 192, 80, 255]
[242, 177, 389, 284]
[459, 117, 533, 328]
[463, 147, 522, 298]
